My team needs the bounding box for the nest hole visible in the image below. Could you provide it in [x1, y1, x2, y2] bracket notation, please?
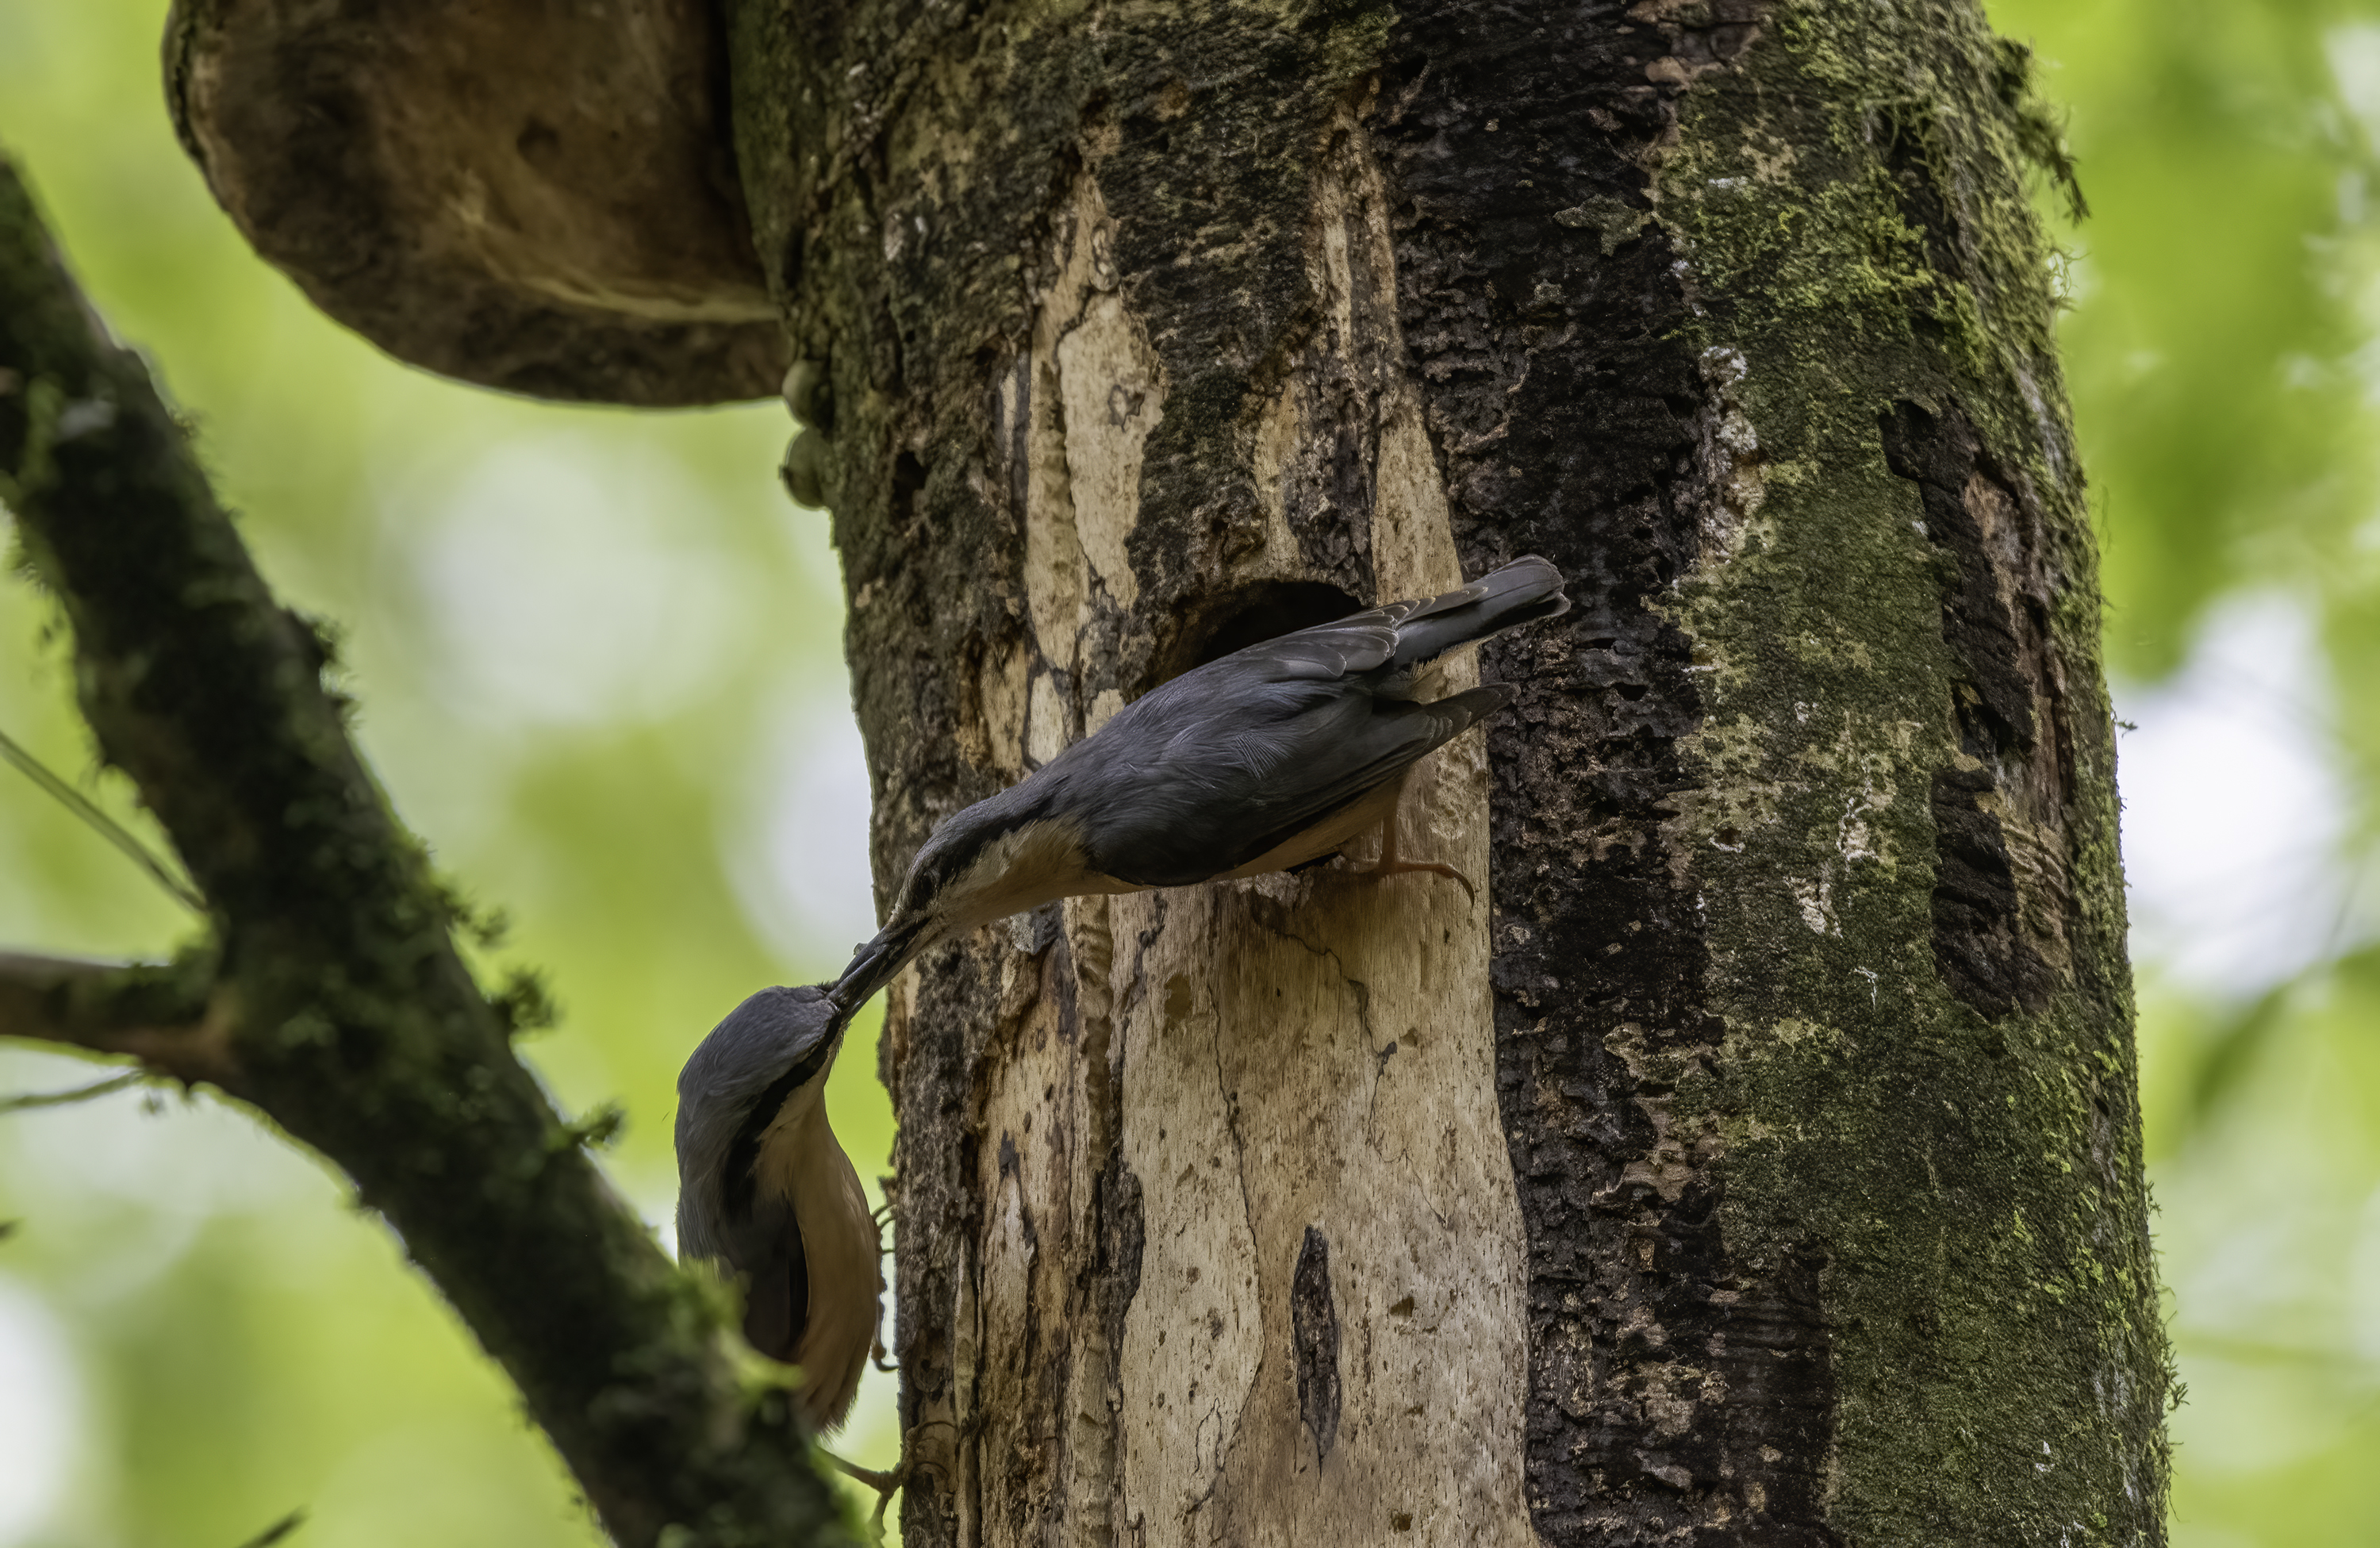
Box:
[1152, 578, 1365, 687]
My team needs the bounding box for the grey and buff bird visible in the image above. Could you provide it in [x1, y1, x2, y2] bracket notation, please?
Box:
[832, 553, 1571, 1008]
[675, 985, 879, 1433]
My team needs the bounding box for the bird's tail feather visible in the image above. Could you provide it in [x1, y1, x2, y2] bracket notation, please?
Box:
[1390, 555, 1570, 670]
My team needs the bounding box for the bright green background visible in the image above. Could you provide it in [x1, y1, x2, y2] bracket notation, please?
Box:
[4, 2, 2380, 1543]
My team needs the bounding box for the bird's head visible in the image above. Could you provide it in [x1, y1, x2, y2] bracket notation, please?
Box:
[831, 801, 1092, 1011]
[674, 985, 846, 1261]
[889, 807, 1003, 928]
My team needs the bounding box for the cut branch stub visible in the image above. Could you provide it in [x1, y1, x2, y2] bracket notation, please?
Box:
[164, 0, 787, 405]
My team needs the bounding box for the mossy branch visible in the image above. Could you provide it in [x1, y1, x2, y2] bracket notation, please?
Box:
[0, 950, 236, 1090]
[0, 149, 857, 1548]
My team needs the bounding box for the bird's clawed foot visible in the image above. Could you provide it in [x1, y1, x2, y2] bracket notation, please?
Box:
[1365, 855, 1477, 903]
[825, 1449, 906, 1536]
[825, 1420, 954, 1538]
[1365, 821, 1477, 904]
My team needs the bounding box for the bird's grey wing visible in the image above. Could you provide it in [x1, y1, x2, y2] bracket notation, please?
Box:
[1171, 557, 1564, 696]
[1010, 560, 1541, 796]
[1211, 685, 1517, 866]
[964, 560, 1561, 889]
[674, 985, 840, 1267]
[667, 985, 843, 1372]
[674, 1115, 811, 1364]
[1200, 609, 1404, 684]
[675, 1074, 747, 1266]
[1078, 684, 1515, 885]
[724, 1193, 808, 1364]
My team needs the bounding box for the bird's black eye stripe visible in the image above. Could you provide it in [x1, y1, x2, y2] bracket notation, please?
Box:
[908, 853, 959, 911]
[719, 1036, 839, 1222]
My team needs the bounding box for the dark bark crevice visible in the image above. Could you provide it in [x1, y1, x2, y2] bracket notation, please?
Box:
[1883, 397, 2073, 1020]
[1929, 764, 2056, 1018]
[1290, 1224, 1344, 1463]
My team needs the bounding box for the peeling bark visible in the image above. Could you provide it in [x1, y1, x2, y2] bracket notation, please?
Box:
[725, 0, 2167, 1541]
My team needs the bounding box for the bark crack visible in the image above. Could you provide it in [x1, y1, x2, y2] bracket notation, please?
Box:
[1291, 1224, 1344, 1464]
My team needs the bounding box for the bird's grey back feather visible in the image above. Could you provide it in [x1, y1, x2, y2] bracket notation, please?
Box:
[674, 985, 841, 1270]
[1195, 553, 1566, 697]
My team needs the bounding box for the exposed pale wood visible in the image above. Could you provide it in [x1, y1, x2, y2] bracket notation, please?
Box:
[896, 129, 1533, 1546]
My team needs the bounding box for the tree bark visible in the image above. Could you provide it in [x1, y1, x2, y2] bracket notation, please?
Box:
[726, 0, 2168, 1541]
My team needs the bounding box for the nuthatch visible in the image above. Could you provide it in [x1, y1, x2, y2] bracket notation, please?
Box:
[832, 554, 1570, 1008]
[675, 985, 879, 1433]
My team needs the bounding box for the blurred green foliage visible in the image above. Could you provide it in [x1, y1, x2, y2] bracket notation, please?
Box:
[10, 0, 2380, 1543]
[2008, 0, 2380, 681]
[0, 2, 896, 1543]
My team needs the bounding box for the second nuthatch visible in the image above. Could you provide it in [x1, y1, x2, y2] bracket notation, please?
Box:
[675, 985, 879, 1432]
[831, 554, 1570, 1008]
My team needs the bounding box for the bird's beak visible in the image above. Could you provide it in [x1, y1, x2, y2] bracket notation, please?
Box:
[829, 916, 931, 1013]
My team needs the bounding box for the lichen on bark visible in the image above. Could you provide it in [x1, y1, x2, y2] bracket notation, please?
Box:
[1628, 4, 2166, 1538]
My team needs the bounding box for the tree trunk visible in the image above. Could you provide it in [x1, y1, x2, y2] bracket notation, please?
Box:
[724, 0, 2169, 1539]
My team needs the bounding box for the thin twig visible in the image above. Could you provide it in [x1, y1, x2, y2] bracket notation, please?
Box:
[231, 1509, 306, 1548]
[0, 726, 205, 912]
[0, 1069, 141, 1113]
